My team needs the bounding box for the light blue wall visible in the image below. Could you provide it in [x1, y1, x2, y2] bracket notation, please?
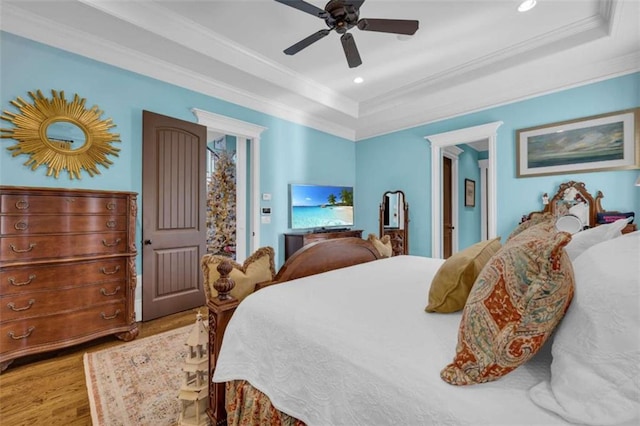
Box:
[2, 32, 639, 266]
[0, 32, 355, 267]
[356, 72, 640, 256]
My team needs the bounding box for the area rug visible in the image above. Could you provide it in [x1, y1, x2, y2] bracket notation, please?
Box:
[84, 325, 193, 426]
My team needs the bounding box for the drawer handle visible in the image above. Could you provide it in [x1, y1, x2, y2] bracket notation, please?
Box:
[10, 243, 36, 253]
[106, 220, 117, 229]
[102, 238, 121, 247]
[8, 326, 35, 340]
[8, 274, 36, 286]
[101, 310, 121, 320]
[7, 299, 35, 312]
[15, 200, 29, 210]
[14, 221, 28, 231]
[100, 265, 121, 275]
[100, 286, 121, 296]
[106, 201, 116, 211]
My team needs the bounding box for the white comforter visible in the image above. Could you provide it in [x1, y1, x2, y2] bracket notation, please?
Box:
[213, 255, 569, 425]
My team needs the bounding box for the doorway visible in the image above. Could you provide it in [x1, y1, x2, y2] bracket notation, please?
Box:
[192, 108, 267, 262]
[425, 121, 503, 258]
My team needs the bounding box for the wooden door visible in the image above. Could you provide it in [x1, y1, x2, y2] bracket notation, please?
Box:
[442, 156, 453, 259]
[142, 110, 207, 321]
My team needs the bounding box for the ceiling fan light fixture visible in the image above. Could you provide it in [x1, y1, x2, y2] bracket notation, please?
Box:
[518, 0, 537, 12]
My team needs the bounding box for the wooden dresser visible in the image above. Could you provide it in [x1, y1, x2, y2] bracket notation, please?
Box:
[0, 186, 138, 371]
[283, 229, 363, 260]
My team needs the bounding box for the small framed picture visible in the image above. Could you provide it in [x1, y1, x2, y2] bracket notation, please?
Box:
[464, 179, 475, 207]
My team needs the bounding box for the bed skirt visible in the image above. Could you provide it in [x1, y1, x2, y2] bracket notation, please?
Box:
[226, 380, 306, 426]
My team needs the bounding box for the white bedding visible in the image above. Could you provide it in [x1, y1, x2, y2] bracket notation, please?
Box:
[213, 255, 571, 425]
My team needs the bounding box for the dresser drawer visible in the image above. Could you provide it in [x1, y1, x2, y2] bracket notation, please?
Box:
[0, 232, 129, 262]
[1, 214, 127, 235]
[0, 258, 127, 294]
[0, 301, 127, 357]
[1, 194, 128, 215]
[0, 281, 126, 323]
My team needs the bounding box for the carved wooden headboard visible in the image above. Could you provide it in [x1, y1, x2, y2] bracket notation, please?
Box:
[540, 181, 599, 228]
[537, 180, 630, 229]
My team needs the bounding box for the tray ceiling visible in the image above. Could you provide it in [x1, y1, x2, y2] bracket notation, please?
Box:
[2, 0, 638, 140]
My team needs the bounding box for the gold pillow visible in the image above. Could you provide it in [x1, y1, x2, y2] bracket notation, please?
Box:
[201, 246, 276, 302]
[425, 237, 501, 313]
[367, 233, 393, 258]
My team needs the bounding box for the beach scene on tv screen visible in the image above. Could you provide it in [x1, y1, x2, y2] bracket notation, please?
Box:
[291, 185, 354, 229]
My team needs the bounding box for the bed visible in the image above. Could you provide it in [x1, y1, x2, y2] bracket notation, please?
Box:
[206, 183, 639, 426]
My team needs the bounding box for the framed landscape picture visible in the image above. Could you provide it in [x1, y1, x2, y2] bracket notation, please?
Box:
[516, 108, 640, 177]
[464, 178, 475, 207]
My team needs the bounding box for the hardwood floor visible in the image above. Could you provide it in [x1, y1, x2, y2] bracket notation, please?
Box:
[0, 306, 207, 426]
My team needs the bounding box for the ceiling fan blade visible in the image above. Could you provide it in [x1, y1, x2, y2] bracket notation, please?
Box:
[357, 18, 419, 35]
[284, 29, 331, 55]
[274, 0, 327, 18]
[344, 0, 365, 11]
[340, 33, 362, 68]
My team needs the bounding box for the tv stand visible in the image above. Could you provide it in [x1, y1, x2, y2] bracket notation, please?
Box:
[284, 229, 363, 261]
[313, 227, 350, 233]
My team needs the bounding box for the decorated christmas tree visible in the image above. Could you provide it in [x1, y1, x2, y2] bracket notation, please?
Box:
[206, 150, 236, 257]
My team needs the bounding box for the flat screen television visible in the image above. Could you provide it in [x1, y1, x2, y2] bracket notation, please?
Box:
[289, 184, 354, 230]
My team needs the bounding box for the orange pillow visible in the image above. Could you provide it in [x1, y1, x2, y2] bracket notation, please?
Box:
[441, 222, 574, 385]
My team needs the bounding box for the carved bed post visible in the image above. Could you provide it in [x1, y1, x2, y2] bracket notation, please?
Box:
[207, 261, 239, 426]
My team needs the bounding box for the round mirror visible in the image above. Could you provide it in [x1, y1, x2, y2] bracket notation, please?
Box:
[556, 214, 583, 234]
[1, 89, 120, 179]
[45, 120, 87, 151]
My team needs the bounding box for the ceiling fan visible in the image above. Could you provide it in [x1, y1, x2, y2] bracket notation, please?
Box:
[275, 0, 419, 68]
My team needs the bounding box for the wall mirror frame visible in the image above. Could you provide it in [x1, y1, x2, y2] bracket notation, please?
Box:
[379, 190, 409, 256]
[0, 89, 120, 179]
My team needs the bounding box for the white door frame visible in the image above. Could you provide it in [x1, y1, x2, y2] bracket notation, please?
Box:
[442, 145, 463, 255]
[424, 121, 503, 258]
[192, 108, 267, 262]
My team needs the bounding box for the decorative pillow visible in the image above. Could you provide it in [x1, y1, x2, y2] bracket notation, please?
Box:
[564, 218, 629, 261]
[441, 222, 574, 385]
[425, 237, 502, 313]
[529, 232, 640, 425]
[367, 233, 393, 258]
[506, 212, 555, 242]
[596, 211, 634, 224]
[201, 246, 276, 302]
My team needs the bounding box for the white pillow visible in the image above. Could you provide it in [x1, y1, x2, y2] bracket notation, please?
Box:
[529, 232, 640, 425]
[563, 218, 629, 261]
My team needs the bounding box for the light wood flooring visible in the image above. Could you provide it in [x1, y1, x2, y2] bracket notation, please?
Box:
[0, 306, 207, 426]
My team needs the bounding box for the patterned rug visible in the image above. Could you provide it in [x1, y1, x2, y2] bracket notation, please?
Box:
[83, 325, 193, 426]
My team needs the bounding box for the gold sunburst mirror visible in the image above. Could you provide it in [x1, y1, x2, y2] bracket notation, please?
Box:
[1, 89, 120, 179]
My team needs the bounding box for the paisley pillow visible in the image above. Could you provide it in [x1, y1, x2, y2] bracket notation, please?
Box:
[506, 211, 555, 242]
[441, 222, 574, 385]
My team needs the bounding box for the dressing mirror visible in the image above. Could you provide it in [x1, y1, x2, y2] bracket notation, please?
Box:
[379, 190, 409, 255]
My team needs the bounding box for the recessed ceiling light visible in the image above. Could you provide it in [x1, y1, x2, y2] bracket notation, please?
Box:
[353, 77, 364, 84]
[518, 0, 537, 12]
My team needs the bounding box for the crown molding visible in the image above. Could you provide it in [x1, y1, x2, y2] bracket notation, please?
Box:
[1, 3, 356, 141]
[78, 0, 358, 118]
[360, 11, 610, 118]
